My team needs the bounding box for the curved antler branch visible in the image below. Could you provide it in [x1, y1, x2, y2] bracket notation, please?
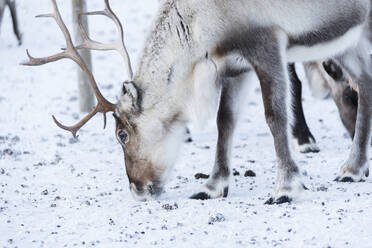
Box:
[21, 0, 116, 137]
[21, 49, 66, 66]
[52, 105, 98, 138]
[76, 0, 133, 79]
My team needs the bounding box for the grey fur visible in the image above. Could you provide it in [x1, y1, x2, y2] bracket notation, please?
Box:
[288, 10, 365, 47]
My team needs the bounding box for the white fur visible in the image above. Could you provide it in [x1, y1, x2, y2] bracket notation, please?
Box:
[293, 138, 320, 153]
[187, 57, 220, 129]
[303, 62, 332, 99]
[274, 172, 305, 201]
[119, 82, 139, 113]
[338, 161, 369, 182]
[136, 113, 185, 179]
[149, 122, 185, 179]
[287, 25, 364, 63]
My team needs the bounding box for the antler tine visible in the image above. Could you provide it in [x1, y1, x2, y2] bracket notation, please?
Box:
[76, 0, 133, 79]
[21, 49, 66, 66]
[76, 16, 114, 51]
[52, 105, 99, 138]
[50, 0, 74, 50]
[22, 0, 116, 137]
[52, 102, 110, 138]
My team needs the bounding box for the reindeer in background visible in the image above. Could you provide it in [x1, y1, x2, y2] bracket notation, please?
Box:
[23, 0, 372, 204]
[291, 60, 359, 153]
[0, 0, 22, 44]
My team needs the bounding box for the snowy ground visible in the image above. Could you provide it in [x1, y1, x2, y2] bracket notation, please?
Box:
[1, 1, 372, 247]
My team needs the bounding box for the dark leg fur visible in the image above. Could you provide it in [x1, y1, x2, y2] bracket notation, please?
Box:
[289, 63, 320, 153]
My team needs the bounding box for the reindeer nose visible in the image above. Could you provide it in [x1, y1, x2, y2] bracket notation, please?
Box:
[130, 183, 141, 193]
[129, 183, 150, 202]
[129, 182, 163, 201]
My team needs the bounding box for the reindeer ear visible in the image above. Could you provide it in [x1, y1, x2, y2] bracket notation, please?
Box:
[119, 81, 140, 113]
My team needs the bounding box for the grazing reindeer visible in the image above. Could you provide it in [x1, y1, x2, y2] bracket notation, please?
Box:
[0, 0, 22, 44]
[321, 60, 359, 138]
[291, 61, 359, 153]
[24, 0, 372, 204]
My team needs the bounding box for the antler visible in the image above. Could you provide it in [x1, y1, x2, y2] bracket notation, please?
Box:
[76, 0, 133, 79]
[21, 0, 117, 138]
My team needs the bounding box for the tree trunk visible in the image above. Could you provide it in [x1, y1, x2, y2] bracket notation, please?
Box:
[72, 0, 95, 112]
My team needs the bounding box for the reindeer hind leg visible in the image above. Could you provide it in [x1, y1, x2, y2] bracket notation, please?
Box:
[289, 63, 320, 153]
[334, 39, 371, 182]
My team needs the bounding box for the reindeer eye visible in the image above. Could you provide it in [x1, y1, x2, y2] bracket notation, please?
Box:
[117, 129, 129, 144]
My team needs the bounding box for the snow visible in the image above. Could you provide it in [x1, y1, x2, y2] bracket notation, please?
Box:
[1, 1, 372, 247]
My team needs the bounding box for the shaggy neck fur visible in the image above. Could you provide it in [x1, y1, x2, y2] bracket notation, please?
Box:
[134, 0, 199, 114]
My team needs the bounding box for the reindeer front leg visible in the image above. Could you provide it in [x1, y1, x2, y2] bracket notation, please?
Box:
[191, 72, 250, 200]
[248, 33, 305, 204]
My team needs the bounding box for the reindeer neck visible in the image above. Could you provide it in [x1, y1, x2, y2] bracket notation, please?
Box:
[134, 0, 197, 110]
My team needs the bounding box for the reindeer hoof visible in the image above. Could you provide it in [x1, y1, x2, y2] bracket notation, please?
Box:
[335, 162, 369, 183]
[334, 166, 369, 182]
[265, 197, 275, 205]
[335, 176, 355, 182]
[300, 144, 320, 154]
[190, 187, 228, 200]
[302, 183, 309, 190]
[293, 138, 320, 154]
[265, 196, 292, 205]
[334, 176, 365, 183]
[190, 192, 211, 200]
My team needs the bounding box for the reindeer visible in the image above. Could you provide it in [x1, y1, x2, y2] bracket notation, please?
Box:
[0, 0, 22, 44]
[23, 0, 372, 204]
[291, 61, 359, 153]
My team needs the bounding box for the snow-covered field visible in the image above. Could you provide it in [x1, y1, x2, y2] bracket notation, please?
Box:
[1, 1, 372, 247]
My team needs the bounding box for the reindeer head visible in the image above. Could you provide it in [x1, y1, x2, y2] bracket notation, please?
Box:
[114, 81, 165, 201]
[22, 0, 177, 201]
